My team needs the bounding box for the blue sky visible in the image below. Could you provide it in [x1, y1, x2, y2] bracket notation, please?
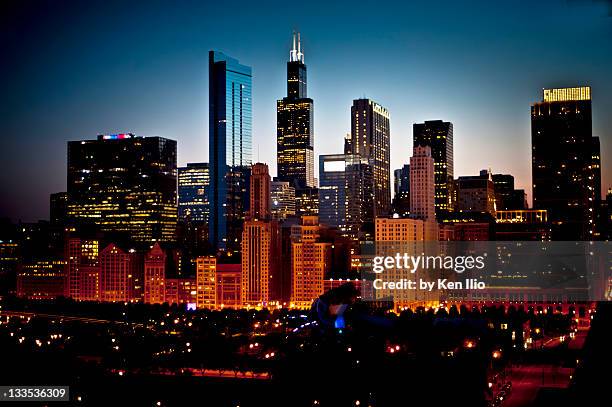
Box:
[1, 0, 611, 221]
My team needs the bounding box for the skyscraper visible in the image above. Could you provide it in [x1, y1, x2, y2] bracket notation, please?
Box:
[319, 154, 374, 242]
[271, 180, 296, 220]
[347, 99, 391, 216]
[277, 32, 315, 189]
[410, 146, 435, 221]
[456, 170, 496, 214]
[67, 134, 177, 243]
[144, 242, 166, 304]
[178, 163, 210, 223]
[249, 163, 271, 220]
[392, 165, 411, 218]
[531, 86, 597, 240]
[291, 216, 331, 308]
[492, 174, 527, 210]
[413, 120, 454, 215]
[209, 51, 252, 252]
[242, 163, 280, 306]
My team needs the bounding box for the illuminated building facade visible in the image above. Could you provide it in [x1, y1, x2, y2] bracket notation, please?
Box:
[277, 32, 315, 189]
[495, 209, 551, 240]
[242, 163, 281, 306]
[165, 278, 197, 305]
[456, 170, 496, 214]
[531, 86, 599, 240]
[67, 134, 177, 243]
[290, 216, 331, 308]
[0, 241, 19, 295]
[196, 256, 217, 309]
[347, 99, 391, 217]
[413, 120, 454, 215]
[209, 51, 252, 252]
[271, 180, 296, 219]
[178, 163, 209, 222]
[144, 242, 166, 304]
[295, 187, 319, 217]
[410, 146, 436, 221]
[17, 260, 66, 300]
[99, 243, 141, 302]
[65, 237, 99, 300]
[216, 264, 242, 309]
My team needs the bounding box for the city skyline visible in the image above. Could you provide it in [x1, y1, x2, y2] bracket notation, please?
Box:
[2, 0, 612, 222]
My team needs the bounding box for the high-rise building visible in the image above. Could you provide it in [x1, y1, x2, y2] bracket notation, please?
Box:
[17, 260, 66, 300]
[144, 242, 166, 304]
[492, 174, 527, 210]
[67, 134, 177, 243]
[65, 237, 99, 300]
[271, 180, 296, 219]
[295, 187, 319, 217]
[531, 86, 598, 240]
[99, 243, 140, 302]
[277, 32, 315, 189]
[196, 256, 217, 309]
[410, 146, 435, 221]
[216, 264, 242, 309]
[392, 165, 410, 218]
[413, 120, 454, 215]
[242, 164, 280, 306]
[50, 192, 68, 226]
[495, 210, 551, 241]
[456, 170, 496, 214]
[209, 51, 252, 252]
[319, 154, 374, 242]
[347, 99, 391, 216]
[249, 163, 271, 220]
[290, 216, 331, 308]
[178, 163, 210, 223]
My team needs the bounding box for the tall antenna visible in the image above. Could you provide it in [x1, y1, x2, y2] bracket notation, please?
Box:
[290, 31, 304, 63]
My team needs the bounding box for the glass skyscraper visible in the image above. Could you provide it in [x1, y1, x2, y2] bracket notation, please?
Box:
[209, 51, 252, 252]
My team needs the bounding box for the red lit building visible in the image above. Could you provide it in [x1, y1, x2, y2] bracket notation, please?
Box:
[17, 260, 66, 300]
[217, 264, 241, 309]
[99, 243, 141, 302]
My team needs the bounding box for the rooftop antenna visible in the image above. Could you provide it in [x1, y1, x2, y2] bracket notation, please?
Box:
[290, 30, 304, 63]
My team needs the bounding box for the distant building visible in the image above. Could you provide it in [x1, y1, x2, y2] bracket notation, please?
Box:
[249, 163, 271, 220]
[50, 192, 68, 226]
[392, 165, 410, 218]
[216, 264, 242, 309]
[295, 187, 319, 217]
[65, 237, 99, 301]
[456, 170, 496, 214]
[178, 163, 210, 223]
[271, 180, 296, 219]
[144, 242, 166, 304]
[495, 209, 551, 241]
[413, 120, 454, 214]
[17, 260, 66, 300]
[347, 99, 391, 216]
[319, 154, 374, 241]
[196, 256, 217, 309]
[67, 134, 177, 243]
[291, 216, 331, 308]
[531, 86, 598, 240]
[165, 277, 197, 305]
[492, 174, 526, 210]
[410, 146, 436, 221]
[209, 51, 252, 252]
[277, 32, 315, 189]
[99, 243, 141, 302]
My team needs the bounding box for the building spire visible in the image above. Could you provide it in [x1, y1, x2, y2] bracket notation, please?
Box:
[290, 31, 304, 63]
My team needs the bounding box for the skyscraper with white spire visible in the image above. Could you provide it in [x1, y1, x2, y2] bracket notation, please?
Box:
[277, 32, 315, 189]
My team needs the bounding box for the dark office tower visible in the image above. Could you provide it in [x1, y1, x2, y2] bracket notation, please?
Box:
[178, 163, 209, 223]
[67, 134, 177, 243]
[413, 120, 454, 216]
[492, 174, 527, 210]
[319, 154, 374, 242]
[347, 99, 391, 216]
[209, 51, 252, 252]
[277, 32, 315, 189]
[249, 163, 271, 220]
[50, 192, 68, 225]
[531, 86, 597, 240]
[394, 165, 410, 196]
